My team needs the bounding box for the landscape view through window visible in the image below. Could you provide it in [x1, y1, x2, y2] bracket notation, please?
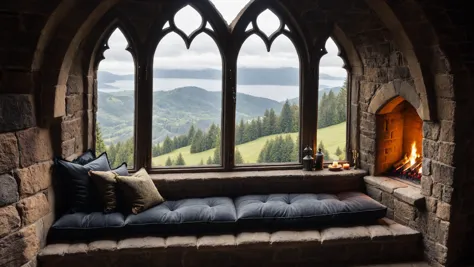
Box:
[95, 0, 347, 168]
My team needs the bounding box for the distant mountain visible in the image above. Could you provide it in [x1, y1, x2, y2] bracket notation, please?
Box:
[97, 86, 284, 144]
[283, 86, 342, 106]
[98, 68, 345, 87]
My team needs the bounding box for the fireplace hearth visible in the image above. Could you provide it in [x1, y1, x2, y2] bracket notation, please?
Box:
[375, 97, 423, 183]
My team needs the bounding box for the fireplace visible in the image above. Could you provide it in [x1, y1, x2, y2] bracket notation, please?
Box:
[375, 96, 423, 183]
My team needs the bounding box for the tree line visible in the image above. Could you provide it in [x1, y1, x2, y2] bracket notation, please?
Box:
[258, 135, 298, 163]
[318, 82, 347, 129]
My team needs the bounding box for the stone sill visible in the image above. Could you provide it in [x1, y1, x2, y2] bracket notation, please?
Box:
[364, 176, 425, 208]
[150, 169, 368, 181]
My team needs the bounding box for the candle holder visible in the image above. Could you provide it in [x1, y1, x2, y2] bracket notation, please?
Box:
[352, 150, 359, 169]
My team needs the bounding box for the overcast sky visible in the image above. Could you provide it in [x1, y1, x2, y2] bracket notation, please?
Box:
[99, 0, 345, 77]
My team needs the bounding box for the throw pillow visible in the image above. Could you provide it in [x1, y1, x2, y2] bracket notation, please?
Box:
[112, 162, 129, 176]
[55, 152, 111, 212]
[72, 149, 96, 165]
[88, 170, 118, 213]
[116, 168, 164, 214]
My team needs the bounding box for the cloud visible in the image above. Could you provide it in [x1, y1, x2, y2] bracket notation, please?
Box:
[100, 0, 345, 77]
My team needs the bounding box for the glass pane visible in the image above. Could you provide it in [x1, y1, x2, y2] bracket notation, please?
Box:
[317, 37, 347, 161]
[236, 35, 300, 165]
[256, 9, 280, 37]
[209, 0, 252, 25]
[96, 28, 135, 168]
[174, 5, 202, 36]
[152, 32, 222, 167]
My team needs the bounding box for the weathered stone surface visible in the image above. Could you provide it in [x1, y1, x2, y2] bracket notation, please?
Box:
[16, 128, 53, 168]
[364, 176, 407, 193]
[423, 122, 440, 141]
[17, 193, 50, 226]
[61, 139, 75, 159]
[20, 257, 37, 267]
[381, 192, 395, 209]
[0, 173, 19, 207]
[61, 118, 82, 141]
[439, 120, 455, 142]
[366, 185, 382, 201]
[432, 183, 443, 199]
[394, 187, 425, 207]
[270, 231, 321, 244]
[197, 235, 235, 248]
[431, 163, 454, 186]
[66, 94, 83, 115]
[88, 240, 117, 252]
[0, 205, 21, 238]
[118, 237, 165, 250]
[0, 133, 20, 173]
[425, 197, 438, 213]
[437, 142, 455, 165]
[235, 232, 270, 246]
[366, 225, 393, 240]
[423, 139, 439, 160]
[321, 226, 370, 244]
[421, 175, 433, 196]
[0, 224, 40, 267]
[441, 186, 453, 203]
[15, 161, 52, 197]
[436, 202, 451, 221]
[394, 199, 416, 221]
[166, 236, 197, 248]
[422, 158, 432, 176]
[383, 219, 420, 242]
[0, 94, 35, 132]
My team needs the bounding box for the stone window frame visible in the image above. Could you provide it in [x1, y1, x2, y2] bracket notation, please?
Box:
[90, 0, 354, 174]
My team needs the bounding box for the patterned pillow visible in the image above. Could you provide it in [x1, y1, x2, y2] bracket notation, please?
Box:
[115, 168, 164, 214]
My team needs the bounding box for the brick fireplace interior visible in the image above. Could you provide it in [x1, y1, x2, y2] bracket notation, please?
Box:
[375, 96, 423, 180]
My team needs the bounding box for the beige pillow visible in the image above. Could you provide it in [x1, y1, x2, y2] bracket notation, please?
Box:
[89, 170, 118, 213]
[115, 168, 164, 214]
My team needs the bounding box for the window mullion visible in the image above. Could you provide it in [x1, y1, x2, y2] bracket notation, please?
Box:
[223, 52, 237, 170]
[134, 47, 153, 170]
[303, 57, 319, 156]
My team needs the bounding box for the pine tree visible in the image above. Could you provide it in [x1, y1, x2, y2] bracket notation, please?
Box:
[95, 123, 107, 155]
[162, 136, 173, 154]
[318, 141, 332, 161]
[262, 109, 270, 136]
[256, 117, 263, 138]
[165, 156, 173, 166]
[205, 123, 218, 150]
[152, 143, 161, 157]
[199, 159, 204, 166]
[108, 143, 116, 166]
[206, 156, 213, 165]
[172, 136, 179, 150]
[336, 81, 347, 123]
[335, 146, 343, 157]
[279, 100, 293, 133]
[236, 119, 246, 145]
[268, 109, 278, 134]
[175, 153, 186, 166]
[292, 135, 300, 162]
[190, 129, 204, 153]
[291, 103, 299, 132]
[235, 148, 244, 164]
[212, 137, 221, 164]
[187, 125, 196, 145]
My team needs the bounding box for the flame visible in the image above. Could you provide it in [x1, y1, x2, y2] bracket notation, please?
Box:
[409, 142, 419, 166]
[419, 167, 423, 174]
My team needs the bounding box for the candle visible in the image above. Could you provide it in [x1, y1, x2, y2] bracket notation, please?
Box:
[343, 163, 350, 170]
[332, 161, 338, 167]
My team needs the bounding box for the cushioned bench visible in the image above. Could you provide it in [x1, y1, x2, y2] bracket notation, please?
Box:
[48, 192, 386, 242]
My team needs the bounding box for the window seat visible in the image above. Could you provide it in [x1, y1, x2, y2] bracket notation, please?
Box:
[48, 191, 386, 242]
[39, 218, 422, 267]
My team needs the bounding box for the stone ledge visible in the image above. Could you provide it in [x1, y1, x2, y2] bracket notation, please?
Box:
[364, 176, 425, 209]
[151, 169, 368, 199]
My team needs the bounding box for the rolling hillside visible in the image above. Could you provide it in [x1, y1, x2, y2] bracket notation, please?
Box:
[152, 122, 347, 166]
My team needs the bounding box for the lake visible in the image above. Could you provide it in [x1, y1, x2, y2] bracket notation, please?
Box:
[103, 78, 345, 102]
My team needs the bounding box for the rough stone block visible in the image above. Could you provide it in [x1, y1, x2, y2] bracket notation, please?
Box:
[17, 193, 50, 226]
[385, 221, 420, 242]
[61, 118, 82, 142]
[15, 161, 52, 197]
[166, 236, 197, 248]
[0, 204, 21, 238]
[437, 142, 455, 166]
[270, 231, 320, 245]
[381, 192, 395, 209]
[366, 185, 382, 201]
[321, 226, 370, 244]
[66, 94, 84, 115]
[0, 224, 40, 267]
[421, 175, 433, 196]
[394, 187, 425, 207]
[118, 237, 165, 250]
[425, 197, 437, 213]
[436, 202, 450, 221]
[61, 139, 75, 159]
[235, 232, 270, 246]
[394, 199, 416, 221]
[20, 257, 37, 267]
[88, 240, 117, 252]
[197, 235, 235, 249]
[422, 139, 439, 160]
[0, 94, 36, 132]
[422, 158, 432, 176]
[16, 128, 53, 168]
[442, 186, 453, 203]
[439, 120, 455, 142]
[431, 162, 454, 186]
[0, 173, 19, 207]
[436, 98, 455, 121]
[432, 183, 443, 198]
[423, 122, 440, 141]
[364, 176, 407, 193]
[366, 225, 392, 240]
[438, 220, 449, 246]
[0, 133, 20, 173]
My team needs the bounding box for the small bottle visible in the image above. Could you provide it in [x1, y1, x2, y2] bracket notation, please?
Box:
[302, 146, 314, 171]
[314, 148, 324, 170]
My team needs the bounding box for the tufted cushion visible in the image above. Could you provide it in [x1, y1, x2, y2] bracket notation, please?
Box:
[125, 197, 237, 235]
[49, 212, 125, 242]
[234, 192, 386, 229]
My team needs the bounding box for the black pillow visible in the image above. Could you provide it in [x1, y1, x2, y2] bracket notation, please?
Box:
[113, 163, 129, 176]
[72, 149, 96, 165]
[56, 152, 111, 213]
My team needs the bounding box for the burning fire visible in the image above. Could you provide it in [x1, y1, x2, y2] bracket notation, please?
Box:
[390, 142, 422, 181]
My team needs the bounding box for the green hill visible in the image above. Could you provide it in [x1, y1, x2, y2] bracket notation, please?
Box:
[152, 122, 346, 166]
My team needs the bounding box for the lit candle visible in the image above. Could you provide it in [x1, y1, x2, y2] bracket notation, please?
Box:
[332, 161, 338, 167]
[343, 163, 350, 170]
